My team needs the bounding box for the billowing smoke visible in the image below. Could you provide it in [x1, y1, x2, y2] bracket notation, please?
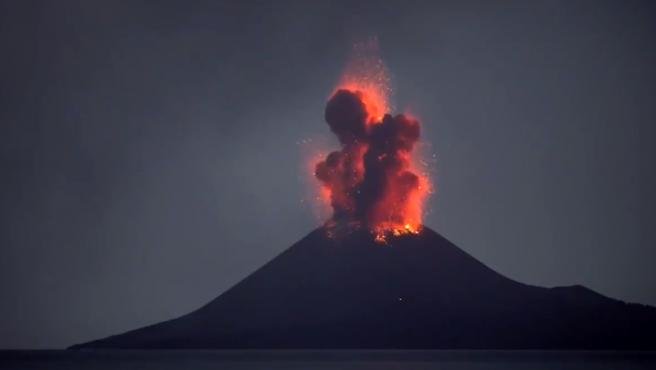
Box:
[315, 89, 429, 242]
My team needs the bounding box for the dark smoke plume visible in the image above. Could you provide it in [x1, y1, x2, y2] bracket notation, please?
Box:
[315, 89, 427, 239]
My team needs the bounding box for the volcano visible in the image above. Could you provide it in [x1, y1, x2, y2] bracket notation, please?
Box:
[72, 50, 656, 350]
[71, 226, 656, 350]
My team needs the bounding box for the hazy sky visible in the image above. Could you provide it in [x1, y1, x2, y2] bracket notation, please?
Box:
[1, 0, 655, 349]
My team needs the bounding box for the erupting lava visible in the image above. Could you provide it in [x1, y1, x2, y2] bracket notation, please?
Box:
[314, 47, 432, 243]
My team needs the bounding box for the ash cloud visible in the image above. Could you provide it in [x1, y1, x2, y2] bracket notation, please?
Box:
[316, 89, 424, 235]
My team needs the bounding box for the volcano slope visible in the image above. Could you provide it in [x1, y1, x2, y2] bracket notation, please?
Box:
[71, 226, 656, 349]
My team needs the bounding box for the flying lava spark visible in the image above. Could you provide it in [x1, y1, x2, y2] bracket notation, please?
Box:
[314, 46, 432, 243]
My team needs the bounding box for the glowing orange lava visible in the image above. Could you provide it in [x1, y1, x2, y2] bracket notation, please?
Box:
[313, 42, 433, 243]
[366, 132, 431, 243]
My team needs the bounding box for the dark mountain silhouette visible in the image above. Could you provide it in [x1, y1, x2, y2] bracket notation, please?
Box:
[71, 226, 656, 349]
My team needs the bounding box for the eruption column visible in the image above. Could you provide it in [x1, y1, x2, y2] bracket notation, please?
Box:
[315, 61, 431, 242]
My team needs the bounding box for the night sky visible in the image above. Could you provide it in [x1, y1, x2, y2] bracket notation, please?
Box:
[1, 0, 655, 349]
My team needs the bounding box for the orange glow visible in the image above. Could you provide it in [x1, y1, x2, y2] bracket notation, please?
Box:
[335, 82, 389, 124]
[334, 39, 391, 124]
[368, 149, 432, 243]
[301, 147, 334, 222]
[313, 42, 433, 243]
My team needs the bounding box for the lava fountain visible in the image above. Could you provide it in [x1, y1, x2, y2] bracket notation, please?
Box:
[314, 47, 432, 243]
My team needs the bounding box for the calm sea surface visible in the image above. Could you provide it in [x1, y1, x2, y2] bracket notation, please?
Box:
[2, 350, 655, 370]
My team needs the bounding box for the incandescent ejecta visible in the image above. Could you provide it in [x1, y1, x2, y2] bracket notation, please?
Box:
[314, 46, 431, 243]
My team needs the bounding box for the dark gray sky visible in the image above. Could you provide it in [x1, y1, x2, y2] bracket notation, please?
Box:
[1, 0, 655, 349]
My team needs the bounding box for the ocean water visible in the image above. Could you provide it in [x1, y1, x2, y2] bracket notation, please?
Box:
[1, 350, 655, 370]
